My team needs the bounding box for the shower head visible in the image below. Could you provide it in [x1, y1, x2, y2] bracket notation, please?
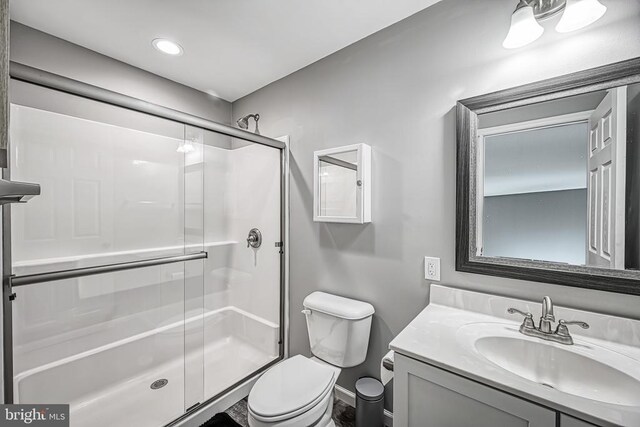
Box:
[236, 113, 260, 135]
[236, 117, 249, 129]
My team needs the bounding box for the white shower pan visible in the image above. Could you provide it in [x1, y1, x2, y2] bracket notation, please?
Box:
[13, 307, 279, 427]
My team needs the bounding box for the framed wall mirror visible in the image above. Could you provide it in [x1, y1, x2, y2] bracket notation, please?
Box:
[457, 57, 640, 295]
[313, 143, 371, 224]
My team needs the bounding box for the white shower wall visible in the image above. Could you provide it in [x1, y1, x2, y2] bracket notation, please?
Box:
[225, 142, 281, 324]
[11, 104, 187, 270]
[200, 137, 281, 324]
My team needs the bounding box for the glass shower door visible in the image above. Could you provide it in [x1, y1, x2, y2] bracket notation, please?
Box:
[6, 77, 285, 426]
[200, 132, 282, 401]
[183, 125, 205, 410]
[8, 82, 201, 427]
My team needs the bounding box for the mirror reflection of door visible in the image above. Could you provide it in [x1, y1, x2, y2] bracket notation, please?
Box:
[479, 117, 590, 265]
[469, 82, 640, 274]
[587, 87, 627, 269]
[477, 87, 628, 268]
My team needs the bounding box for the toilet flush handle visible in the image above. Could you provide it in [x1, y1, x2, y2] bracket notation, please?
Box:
[301, 309, 311, 316]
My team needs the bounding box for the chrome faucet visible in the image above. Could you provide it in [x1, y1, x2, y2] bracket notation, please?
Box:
[507, 296, 589, 345]
[539, 296, 555, 333]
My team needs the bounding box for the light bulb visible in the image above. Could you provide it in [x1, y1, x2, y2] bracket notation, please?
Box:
[556, 0, 607, 33]
[503, 2, 545, 49]
[152, 38, 183, 56]
[176, 142, 195, 153]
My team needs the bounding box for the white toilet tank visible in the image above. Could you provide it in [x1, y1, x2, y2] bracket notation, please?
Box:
[303, 292, 375, 368]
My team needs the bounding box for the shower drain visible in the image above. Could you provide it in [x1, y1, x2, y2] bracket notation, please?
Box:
[150, 379, 169, 390]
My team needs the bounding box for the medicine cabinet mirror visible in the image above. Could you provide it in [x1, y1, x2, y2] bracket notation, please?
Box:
[313, 143, 371, 224]
[456, 57, 640, 295]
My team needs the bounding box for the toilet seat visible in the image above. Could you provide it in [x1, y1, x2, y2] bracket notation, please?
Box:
[248, 386, 335, 427]
[248, 355, 336, 423]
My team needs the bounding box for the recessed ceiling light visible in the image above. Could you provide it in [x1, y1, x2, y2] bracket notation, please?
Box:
[152, 38, 183, 56]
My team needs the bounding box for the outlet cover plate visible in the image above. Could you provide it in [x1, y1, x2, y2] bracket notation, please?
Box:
[424, 256, 441, 281]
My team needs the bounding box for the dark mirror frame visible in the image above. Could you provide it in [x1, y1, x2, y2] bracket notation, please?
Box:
[456, 57, 640, 296]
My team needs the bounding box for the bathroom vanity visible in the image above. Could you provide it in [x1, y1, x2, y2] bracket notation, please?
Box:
[390, 286, 640, 427]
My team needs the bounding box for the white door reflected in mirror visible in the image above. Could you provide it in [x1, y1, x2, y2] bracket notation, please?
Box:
[475, 84, 635, 271]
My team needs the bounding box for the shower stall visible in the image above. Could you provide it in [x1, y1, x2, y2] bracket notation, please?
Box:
[2, 63, 287, 426]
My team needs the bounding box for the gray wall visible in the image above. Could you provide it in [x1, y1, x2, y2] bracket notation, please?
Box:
[9, 22, 231, 124]
[232, 0, 640, 410]
[483, 189, 587, 265]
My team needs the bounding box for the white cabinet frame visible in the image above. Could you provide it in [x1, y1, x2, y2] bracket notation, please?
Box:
[313, 143, 371, 224]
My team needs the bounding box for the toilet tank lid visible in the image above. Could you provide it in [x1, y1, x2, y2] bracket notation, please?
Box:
[303, 292, 374, 320]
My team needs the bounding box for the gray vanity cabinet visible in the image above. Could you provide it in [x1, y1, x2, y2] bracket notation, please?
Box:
[394, 353, 556, 427]
[559, 415, 598, 427]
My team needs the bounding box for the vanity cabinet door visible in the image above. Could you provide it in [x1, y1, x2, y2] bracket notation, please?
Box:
[394, 353, 556, 427]
[559, 414, 598, 427]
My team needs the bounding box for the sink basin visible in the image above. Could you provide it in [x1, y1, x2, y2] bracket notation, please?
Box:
[458, 323, 640, 406]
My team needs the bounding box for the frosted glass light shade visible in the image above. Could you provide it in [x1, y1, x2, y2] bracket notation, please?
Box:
[503, 5, 544, 49]
[556, 0, 607, 33]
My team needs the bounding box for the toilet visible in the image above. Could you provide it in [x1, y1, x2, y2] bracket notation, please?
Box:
[248, 291, 375, 427]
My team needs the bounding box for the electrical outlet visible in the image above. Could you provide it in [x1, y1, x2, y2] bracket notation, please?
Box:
[424, 256, 441, 281]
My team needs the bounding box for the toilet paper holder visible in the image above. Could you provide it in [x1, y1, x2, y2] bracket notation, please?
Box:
[382, 358, 394, 372]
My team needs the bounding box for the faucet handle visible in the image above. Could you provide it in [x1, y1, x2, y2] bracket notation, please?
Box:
[507, 308, 531, 317]
[507, 308, 535, 330]
[555, 319, 590, 336]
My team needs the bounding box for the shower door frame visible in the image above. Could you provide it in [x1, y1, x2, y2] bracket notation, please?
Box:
[1, 62, 288, 424]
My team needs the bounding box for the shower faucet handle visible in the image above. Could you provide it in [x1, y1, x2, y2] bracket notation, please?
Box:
[246, 228, 262, 248]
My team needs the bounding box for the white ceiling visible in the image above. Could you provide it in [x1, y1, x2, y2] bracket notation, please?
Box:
[10, 0, 443, 102]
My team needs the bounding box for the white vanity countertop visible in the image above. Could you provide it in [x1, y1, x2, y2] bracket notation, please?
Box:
[389, 285, 640, 427]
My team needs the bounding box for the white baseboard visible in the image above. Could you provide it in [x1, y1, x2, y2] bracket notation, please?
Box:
[334, 384, 393, 427]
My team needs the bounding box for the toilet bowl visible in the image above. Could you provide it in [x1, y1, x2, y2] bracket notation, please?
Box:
[247, 292, 375, 427]
[248, 355, 340, 427]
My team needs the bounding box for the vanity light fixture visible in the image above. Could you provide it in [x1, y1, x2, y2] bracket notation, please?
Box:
[502, 1, 544, 49]
[556, 0, 607, 33]
[503, 0, 607, 49]
[152, 38, 183, 56]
